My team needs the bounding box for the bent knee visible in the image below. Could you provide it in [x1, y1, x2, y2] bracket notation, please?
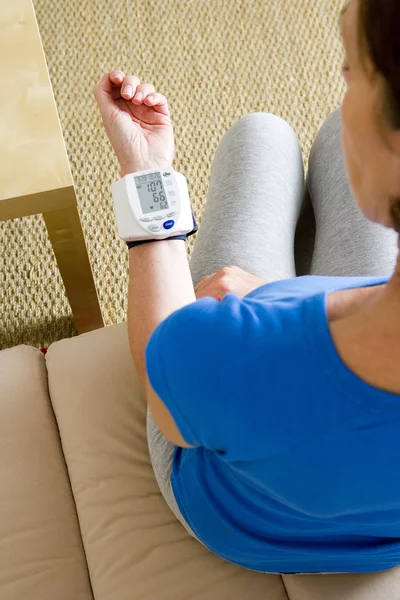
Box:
[230, 112, 297, 139]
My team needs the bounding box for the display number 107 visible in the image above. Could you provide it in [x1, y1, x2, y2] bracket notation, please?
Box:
[147, 181, 168, 209]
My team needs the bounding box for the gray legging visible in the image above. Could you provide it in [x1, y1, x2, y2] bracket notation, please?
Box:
[147, 108, 398, 543]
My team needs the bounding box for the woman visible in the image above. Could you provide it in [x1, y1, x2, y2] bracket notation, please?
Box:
[94, 0, 400, 574]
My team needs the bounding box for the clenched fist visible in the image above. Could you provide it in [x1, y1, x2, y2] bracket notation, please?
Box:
[94, 70, 174, 176]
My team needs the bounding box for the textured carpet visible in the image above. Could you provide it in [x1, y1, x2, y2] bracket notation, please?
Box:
[1, 0, 346, 350]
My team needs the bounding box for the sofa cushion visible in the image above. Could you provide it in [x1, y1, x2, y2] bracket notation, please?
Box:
[282, 569, 400, 600]
[45, 322, 288, 600]
[0, 345, 93, 600]
[45, 322, 400, 600]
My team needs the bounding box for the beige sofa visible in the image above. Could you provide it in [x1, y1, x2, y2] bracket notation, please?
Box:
[1, 321, 400, 600]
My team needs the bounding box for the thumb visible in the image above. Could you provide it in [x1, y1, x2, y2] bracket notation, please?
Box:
[94, 73, 115, 115]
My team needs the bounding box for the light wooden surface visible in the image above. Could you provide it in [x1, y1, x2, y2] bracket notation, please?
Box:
[0, 0, 103, 334]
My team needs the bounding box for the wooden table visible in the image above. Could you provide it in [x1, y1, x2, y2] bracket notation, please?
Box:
[0, 0, 103, 334]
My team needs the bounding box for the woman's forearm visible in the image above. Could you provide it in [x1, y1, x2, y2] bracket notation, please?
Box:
[127, 240, 196, 388]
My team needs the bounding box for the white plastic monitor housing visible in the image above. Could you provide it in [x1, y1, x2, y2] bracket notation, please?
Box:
[112, 167, 193, 242]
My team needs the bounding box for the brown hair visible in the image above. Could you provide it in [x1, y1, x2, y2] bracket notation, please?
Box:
[358, 0, 400, 130]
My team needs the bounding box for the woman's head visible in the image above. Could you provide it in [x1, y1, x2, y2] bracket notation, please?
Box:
[340, 0, 400, 232]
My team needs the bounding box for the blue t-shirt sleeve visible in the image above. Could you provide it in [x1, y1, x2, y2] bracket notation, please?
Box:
[146, 294, 277, 450]
[145, 286, 366, 456]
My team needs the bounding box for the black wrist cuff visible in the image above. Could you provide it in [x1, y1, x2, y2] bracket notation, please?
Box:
[126, 213, 198, 250]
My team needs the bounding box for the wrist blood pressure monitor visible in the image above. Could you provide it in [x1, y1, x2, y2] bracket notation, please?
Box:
[112, 167, 194, 243]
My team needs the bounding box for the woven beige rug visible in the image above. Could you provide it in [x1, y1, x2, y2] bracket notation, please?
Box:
[1, 0, 346, 350]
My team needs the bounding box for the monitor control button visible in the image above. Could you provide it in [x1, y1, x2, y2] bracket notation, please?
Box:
[163, 220, 175, 230]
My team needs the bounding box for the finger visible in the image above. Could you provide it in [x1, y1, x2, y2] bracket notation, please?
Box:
[132, 82, 156, 103]
[194, 273, 215, 294]
[194, 275, 209, 294]
[195, 287, 211, 300]
[94, 72, 111, 96]
[93, 72, 114, 110]
[196, 284, 221, 301]
[111, 87, 123, 100]
[121, 74, 141, 100]
[110, 69, 125, 86]
[143, 91, 164, 106]
[144, 92, 170, 117]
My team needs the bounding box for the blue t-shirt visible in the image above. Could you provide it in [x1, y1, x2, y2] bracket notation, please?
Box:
[146, 276, 400, 574]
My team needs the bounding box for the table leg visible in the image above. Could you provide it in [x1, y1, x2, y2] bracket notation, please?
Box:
[43, 203, 104, 333]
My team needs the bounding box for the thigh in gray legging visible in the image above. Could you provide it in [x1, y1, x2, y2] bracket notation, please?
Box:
[190, 112, 305, 285]
[308, 107, 397, 277]
[146, 407, 200, 540]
